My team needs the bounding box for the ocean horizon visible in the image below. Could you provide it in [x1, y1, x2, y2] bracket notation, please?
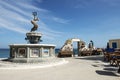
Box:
[0, 49, 10, 58]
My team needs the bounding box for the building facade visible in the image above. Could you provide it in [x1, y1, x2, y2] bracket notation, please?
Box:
[109, 39, 120, 49]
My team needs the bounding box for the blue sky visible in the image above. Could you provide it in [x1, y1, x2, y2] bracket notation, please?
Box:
[0, 0, 120, 48]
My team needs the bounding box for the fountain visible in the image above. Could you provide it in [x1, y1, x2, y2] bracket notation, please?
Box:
[9, 12, 56, 63]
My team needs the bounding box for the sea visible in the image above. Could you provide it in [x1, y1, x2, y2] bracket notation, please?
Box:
[0, 49, 10, 58]
[0, 48, 78, 58]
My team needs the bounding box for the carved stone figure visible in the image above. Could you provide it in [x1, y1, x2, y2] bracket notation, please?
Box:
[31, 12, 39, 32]
[25, 12, 42, 44]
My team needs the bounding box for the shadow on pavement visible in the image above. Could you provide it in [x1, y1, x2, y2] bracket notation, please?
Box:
[75, 56, 104, 61]
[104, 68, 117, 71]
[96, 70, 118, 77]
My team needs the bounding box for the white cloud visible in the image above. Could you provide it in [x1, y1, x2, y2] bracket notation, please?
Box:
[42, 15, 70, 24]
[38, 20, 62, 34]
[52, 17, 70, 24]
[0, 1, 31, 17]
[15, 1, 49, 13]
[37, 20, 64, 40]
[0, 18, 28, 34]
[0, 0, 66, 40]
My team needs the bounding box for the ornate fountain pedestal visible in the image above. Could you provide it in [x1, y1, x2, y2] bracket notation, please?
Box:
[9, 44, 55, 63]
[25, 32, 42, 44]
[9, 30, 56, 63]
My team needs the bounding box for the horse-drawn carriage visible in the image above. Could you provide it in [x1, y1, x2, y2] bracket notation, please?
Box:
[104, 48, 120, 66]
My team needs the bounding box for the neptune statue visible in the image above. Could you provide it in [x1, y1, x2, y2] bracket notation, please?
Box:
[31, 12, 39, 32]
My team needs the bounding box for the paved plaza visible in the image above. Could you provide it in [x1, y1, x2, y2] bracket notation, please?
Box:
[0, 55, 120, 80]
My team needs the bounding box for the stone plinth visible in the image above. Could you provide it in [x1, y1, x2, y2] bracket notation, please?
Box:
[9, 44, 56, 63]
[25, 32, 42, 44]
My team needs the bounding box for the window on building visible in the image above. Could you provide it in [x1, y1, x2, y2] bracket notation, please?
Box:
[112, 42, 117, 48]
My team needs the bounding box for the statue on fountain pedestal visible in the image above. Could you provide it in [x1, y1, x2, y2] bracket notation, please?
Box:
[25, 12, 42, 44]
[31, 12, 39, 32]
